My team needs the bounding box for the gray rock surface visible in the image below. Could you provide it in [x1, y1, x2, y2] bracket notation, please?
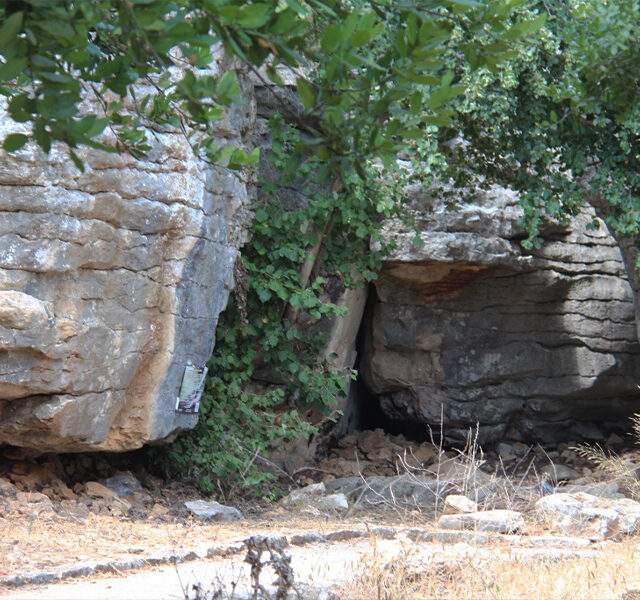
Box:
[444, 494, 478, 514]
[98, 472, 145, 498]
[438, 509, 525, 534]
[280, 482, 326, 507]
[0, 57, 256, 451]
[312, 494, 349, 512]
[361, 185, 640, 444]
[280, 483, 349, 513]
[561, 480, 623, 498]
[536, 491, 640, 539]
[184, 500, 243, 522]
[325, 474, 441, 508]
[541, 464, 581, 482]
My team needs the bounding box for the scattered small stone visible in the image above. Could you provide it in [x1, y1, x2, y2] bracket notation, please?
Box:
[607, 433, 624, 446]
[103, 496, 132, 516]
[369, 527, 397, 540]
[444, 494, 478, 514]
[280, 483, 349, 513]
[438, 510, 525, 534]
[280, 482, 326, 509]
[324, 529, 364, 542]
[15, 491, 51, 504]
[403, 443, 438, 467]
[84, 481, 118, 500]
[16, 495, 55, 516]
[325, 459, 365, 477]
[128, 490, 154, 507]
[337, 431, 360, 448]
[406, 529, 490, 544]
[313, 494, 349, 512]
[149, 503, 170, 519]
[0, 477, 18, 497]
[59, 502, 91, 521]
[563, 480, 622, 499]
[57, 486, 78, 501]
[497, 442, 518, 461]
[541, 464, 581, 482]
[99, 471, 145, 498]
[573, 423, 606, 442]
[326, 474, 441, 508]
[184, 500, 242, 522]
[290, 533, 327, 546]
[357, 429, 388, 456]
[366, 446, 393, 463]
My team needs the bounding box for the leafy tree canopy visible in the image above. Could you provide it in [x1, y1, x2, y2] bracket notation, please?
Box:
[442, 0, 640, 248]
[1, 0, 541, 171]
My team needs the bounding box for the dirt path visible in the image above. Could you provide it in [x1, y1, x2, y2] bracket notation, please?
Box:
[3, 522, 640, 600]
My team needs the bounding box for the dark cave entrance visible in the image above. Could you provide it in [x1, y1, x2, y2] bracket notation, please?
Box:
[340, 285, 446, 446]
[338, 281, 640, 453]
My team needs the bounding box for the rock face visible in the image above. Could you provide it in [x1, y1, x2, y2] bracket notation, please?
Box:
[536, 492, 640, 539]
[437, 509, 525, 534]
[0, 65, 255, 451]
[360, 185, 640, 445]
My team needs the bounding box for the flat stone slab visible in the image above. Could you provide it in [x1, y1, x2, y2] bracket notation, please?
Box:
[437, 510, 526, 534]
[536, 492, 640, 539]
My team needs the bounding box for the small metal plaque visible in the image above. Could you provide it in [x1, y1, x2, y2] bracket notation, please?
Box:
[175, 362, 208, 414]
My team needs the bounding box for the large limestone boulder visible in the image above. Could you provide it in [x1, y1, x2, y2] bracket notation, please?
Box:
[0, 69, 255, 451]
[360, 185, 640, 445]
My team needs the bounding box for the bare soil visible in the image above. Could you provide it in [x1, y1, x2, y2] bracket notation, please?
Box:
[1, 431, 640, 598]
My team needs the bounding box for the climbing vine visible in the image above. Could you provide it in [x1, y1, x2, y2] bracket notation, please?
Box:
[161, 114, 414, 495]
[158, 2, 545, 495]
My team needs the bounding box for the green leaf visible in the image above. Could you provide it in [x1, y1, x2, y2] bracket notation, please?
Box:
[503, 13, 546, 41]
[445, 0, 480, 9]
[237, 4, 272, 29]
[406, 13, 418, 45]
[37, 20, 75, 39]
[296, 77, 316, 109]
[216, 71, 240, 100]
[321, 23, 342, 52]
[0, 57, 26, 81]
[69, 150, 85, 172]
[409, 91, 422, 115]
[284, 0, 307, 15]
[0, 11, 23, 49]
[2, 133, 28, 151]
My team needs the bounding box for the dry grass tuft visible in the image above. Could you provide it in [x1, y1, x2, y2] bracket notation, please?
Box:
[572, 412, 640, 501]
[342, 536, 640, 600]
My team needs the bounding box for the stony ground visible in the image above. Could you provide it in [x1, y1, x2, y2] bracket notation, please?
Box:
[1, 430, 640, 599]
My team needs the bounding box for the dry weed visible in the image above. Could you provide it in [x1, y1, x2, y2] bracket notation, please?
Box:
[573, 412, 640, 501]
[386, 423, 545, 518]
[342, 536, 640, 600]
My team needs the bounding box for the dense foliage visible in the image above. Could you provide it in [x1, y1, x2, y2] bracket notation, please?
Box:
[158, 0, 545, 495]
[440, 0, 640, 249]
[2, 0, 547, 494]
